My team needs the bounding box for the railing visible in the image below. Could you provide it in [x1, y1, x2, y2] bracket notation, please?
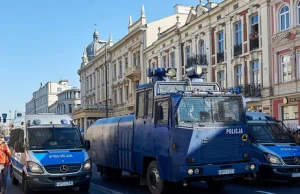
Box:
[250, 37, 259, 51]
[186, 55, 207, 68]
[233, 84, 261, 97]
[234, 44, 242, 56]
[125, 98, 135, 106]
[73, 105, 113, 112]
[126, 65, 141, 73]
[217, 52, 224, 63]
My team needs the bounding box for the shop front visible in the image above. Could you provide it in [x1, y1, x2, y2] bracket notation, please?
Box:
[272, 96, 300, 131]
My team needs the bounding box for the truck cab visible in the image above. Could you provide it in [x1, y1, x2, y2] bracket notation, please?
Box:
[246, 111, 300, 182]
[10, 114, 92, 193]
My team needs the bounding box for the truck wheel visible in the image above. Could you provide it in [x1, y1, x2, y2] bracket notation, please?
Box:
[206, 180, 227, 191]
[146, 161, 168, 194]
[10, 166, 19, 185]
[79, 183, 90, 192]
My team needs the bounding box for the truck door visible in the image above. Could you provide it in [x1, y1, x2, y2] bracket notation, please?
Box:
[144, 88, 154, 153]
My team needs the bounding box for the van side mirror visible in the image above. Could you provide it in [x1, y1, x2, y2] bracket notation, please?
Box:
[14, 141, 24, 153]
[85, 140, 91, 150]
[157, 105, 164, 120]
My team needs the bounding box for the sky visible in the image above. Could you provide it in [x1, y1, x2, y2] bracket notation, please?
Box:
[0, 0, 221, 117]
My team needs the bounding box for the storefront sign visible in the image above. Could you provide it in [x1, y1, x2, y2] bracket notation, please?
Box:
[288, 96, 300, 103]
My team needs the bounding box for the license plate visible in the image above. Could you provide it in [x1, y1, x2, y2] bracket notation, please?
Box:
[292, 173, 300, 178]
[55, 181, 73, 187]
[218, 169, 235, 175]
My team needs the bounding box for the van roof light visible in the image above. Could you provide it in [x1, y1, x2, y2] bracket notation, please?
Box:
[32, 119, 41, 125]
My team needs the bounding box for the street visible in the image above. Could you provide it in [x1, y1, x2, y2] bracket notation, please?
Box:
[6, 165, 300, 194]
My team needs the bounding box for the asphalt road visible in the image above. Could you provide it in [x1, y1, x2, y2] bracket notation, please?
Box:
[6, 165, 300, 194]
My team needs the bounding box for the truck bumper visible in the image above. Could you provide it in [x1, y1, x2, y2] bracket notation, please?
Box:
[179, 160, 258, 181]
[26, 171, 92, 191]
[260, 164, 300, 182]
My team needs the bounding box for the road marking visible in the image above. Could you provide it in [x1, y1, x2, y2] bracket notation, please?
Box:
[256, 191, 277, 194]
[90, 183, 124, 194]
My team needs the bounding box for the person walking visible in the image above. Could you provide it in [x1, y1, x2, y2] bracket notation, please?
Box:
[0, 135, 11, 194]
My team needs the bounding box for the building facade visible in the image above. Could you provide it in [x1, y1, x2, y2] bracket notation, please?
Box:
[73, 5, 191, 130]
[25, 80, 72, 115]
[48, 88, 81, 116]
[271, 0, 300, 131]
[144, 0, 272, 114]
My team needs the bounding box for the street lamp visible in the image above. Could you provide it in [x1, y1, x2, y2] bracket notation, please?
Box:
[98, 40, 108, 118]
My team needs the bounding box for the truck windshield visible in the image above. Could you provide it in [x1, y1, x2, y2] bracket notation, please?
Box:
[176, 96, 245, 128]
[27, 127, 83, 150]
[248, 123, 295, 143]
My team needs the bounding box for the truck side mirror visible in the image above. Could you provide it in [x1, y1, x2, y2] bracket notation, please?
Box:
[157, 105, 164, 120]
[14, 141, 24, 153]
[85, 140, 91, 150]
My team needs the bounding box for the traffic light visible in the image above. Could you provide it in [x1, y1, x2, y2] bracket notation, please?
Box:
[3, 117, 6, 123]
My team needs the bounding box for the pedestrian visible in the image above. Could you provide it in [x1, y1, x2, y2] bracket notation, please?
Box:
[0, 134, 11, 194]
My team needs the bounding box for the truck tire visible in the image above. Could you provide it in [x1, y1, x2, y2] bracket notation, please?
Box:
[206, 180, 227, 191]
[22, 174, 35, 194]
[146, 161, 169, 194]
[10, 166, 19, 185]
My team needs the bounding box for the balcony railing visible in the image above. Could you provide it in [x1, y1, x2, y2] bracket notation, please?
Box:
[186, 54, 207, 68]
[250, 37, 259, 51]
[217, 52, 224, 63]
[234, 44, 242, 56]
[233, 84, 261, 97]
[73, 104, 113, 112]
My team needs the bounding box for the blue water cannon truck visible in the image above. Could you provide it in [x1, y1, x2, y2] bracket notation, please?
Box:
[87, 66, 259, 194]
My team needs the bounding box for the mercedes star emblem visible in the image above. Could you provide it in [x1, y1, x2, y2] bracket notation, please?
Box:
[294, 157, 300, 165]
[60, 165, 68, 173]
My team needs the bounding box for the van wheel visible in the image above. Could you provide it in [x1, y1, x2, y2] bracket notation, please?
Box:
[10, 167, 19, 185]
[146, 161, 169, 194]
[22, 175, 35, 194]
[206, 180, 227, 191]
[79, 183, 90, 192]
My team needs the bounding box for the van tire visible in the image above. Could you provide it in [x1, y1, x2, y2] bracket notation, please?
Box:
[10, 167, 19, 185]
[146, 161, 169, 194]
[79, 183, 90, 192]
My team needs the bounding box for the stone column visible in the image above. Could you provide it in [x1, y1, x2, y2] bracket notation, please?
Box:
[205, 29, 212, 82]
[225, 19, 233, 88]
[84, 117, 87, 137]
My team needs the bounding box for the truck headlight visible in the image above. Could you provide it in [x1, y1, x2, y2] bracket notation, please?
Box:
[264, 153, 282, 164]
[27, 161, 43, 174]
[83, 159, 91, 171]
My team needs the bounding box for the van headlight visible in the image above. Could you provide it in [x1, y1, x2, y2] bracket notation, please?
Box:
[27, 161, 44, 174]
[83, 159, 91, 171]
[264, 153, 282, 165]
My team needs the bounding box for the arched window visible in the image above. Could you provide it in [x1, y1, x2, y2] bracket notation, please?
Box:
[280, 6, 290, 31]
[199, 41, 205, 56]
[298, 2, 300, 25]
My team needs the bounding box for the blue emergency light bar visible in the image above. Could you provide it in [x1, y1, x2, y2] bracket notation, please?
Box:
[228, 87, 241, 94]
[32, 119, 41, 125]
[185, 65, 205, 79]
[147, 68, 176, 78]
[61, 119, 68, 124]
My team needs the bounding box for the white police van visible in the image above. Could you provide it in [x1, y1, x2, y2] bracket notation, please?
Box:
[9, 114, 91, 193]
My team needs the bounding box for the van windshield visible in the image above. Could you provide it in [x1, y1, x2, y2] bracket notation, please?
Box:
[248, 123, 295, 143]
[176, 96, 245, 128]
[27, 127, 83, 150]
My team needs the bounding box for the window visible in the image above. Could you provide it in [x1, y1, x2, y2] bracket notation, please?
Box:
[113, 89, 117, 105]
[125, 86, 129, 99]
[281, 55, 291, 82]
[218, 32, 224, 53]
[137, 91, 145, 117]
[235, 65, 242, 86]
[251, 15, 258, 34]
[133, 53, 137, 66]
[152, 62, 156, 69]
[57, 87, 62, 92]
[283, 105, 298, 120]
[119, 60, 122, 75]
[155, 99, 169, 125]
[162, 56, 167, 68]
[218, 71, 225, 89]
[145, 89, 153, 117]
[120, 88, 123, 103]
[235, 22, 242, 45]
[185, 46, 190, 65]
[78, 92, 80, 98]
[170, 52, 175, 67]
[114, 64, 117, 77]
[137, 52, 141, 66]
[69, 104, 72, 113]
[199, 41, 205, 56]
[251, 61, 260, 85]
[125, 57, 128, 70]
[280, 6, 290, 31]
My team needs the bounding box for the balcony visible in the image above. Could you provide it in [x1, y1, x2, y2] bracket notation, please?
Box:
[250, 37, 259, 51]
[186, 55, 207, 68]
[217, 52, 224, 63]
[125, 65, 141, 81]
[233, 84, 261, 98]
[234, 44, 242, 57]
[125, 98, 135, 110]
